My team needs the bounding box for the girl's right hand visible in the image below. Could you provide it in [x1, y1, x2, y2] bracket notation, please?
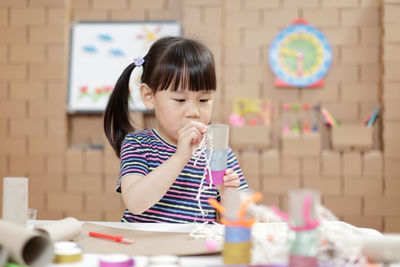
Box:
[174, 121, 207, 164]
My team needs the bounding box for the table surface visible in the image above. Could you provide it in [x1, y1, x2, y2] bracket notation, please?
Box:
[29, 221, 400, 267]
[32, 221, 222, 267]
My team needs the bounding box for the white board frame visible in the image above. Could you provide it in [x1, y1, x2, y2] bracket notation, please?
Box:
[67, 21, 182, 114]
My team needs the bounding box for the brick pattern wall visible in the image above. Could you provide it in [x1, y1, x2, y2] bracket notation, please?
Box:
[0, 0, 398, 231]
[382, 0, 400, 232]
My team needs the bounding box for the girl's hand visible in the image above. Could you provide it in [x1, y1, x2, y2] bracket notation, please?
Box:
[216, 168, 241, 196]
[174, 121, 207, 164]
[222, 168, 240, 188]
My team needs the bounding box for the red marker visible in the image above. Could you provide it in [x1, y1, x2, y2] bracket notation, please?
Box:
[89, 232, 135, 244]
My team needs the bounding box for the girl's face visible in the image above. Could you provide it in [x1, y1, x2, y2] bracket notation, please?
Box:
[152, 88, 214, 145]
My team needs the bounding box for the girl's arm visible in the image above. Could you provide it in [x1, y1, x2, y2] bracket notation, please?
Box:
[121, 121, 206, 214]
[121, 154, 186, 214]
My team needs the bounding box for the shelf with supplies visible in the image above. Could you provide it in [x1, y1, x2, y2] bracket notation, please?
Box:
[331, 124, 374, 152]
[323, 106, 379, 152]
[228, 98, 273, 150]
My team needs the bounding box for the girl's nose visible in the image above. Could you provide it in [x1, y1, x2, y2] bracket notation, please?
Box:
[185, 102, 200, 118]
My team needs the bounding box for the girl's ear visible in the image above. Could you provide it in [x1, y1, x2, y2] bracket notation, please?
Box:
[140, 83, 154, 109]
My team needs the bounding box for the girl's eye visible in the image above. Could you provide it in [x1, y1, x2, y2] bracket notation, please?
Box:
[199, 99, 209, 103]
[174, 99, 185, 102]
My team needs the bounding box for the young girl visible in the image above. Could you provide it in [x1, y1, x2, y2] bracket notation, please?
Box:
[104, 36, 248, 223]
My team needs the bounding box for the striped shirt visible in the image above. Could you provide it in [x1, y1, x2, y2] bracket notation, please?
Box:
[117, 129, 248, 223]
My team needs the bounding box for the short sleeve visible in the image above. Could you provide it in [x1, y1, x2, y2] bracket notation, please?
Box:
[227, 148, 248, 191]
[117, 134, 149, 193]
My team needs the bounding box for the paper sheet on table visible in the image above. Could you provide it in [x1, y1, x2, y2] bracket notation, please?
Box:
[73, 222, 222, 256]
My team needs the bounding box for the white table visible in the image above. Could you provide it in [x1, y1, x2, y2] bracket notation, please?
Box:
[30, 221, 400, 267]
[32, 221, 222, 267]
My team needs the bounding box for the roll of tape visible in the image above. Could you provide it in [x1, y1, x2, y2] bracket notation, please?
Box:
[225, 226, 251, 243]
[99, 254, 134, 267]
[53, 241, 83, 263]
[223, 241, 251, 265]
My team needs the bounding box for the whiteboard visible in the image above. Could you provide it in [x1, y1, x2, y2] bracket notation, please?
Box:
[67, 21, 181, 113]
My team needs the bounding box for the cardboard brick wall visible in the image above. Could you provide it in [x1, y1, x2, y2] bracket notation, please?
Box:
[0, 0, 399, 231]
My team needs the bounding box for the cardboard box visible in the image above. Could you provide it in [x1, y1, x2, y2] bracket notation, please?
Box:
[303, 177, 341, 195]
[230, 125, 271, 150]
[364, 197, 400, 216]
[9, 155, 29, 176]
[10, 81, 46, 100]
[281, 132, 321, 156]
[105, 212, 124, 222]
[47, 155, 65, 175]
[384, 99, 400, 120]
[66, 149, 84, 174]
[258, 194, 280, 207]
[262, 177, 301, 194]
[10, 44, 45, 62]
[0, 118, 6, 136]
[0, 99, 26, 119]
[260, 149, 280, 176]
[104, 154, 120, 176]
[239, 150, 260, 190]
[47, 118, 67, 137]
[322, 150, 341, 177]
[384, 121, 400, 140]
[384, 139, 400, 159]
[10, 119, 46, 137]
[47, 192, 83, 212]
[66, 174, 102, 194]
[85, 149, 103, 174]
[343, 177, 383, 196]
[36, 211, 64, 220]
[385, 217, 400, 232]
[43, 174, 64, 192]
[0, 26, 27, 43]
[302, 157, 320, 176]
[363, 150, 383, 177]
[29, 192, 45, 211]
[65, 211, 103, 222]
[0, 137, 26, 155]
[342, 152, 362, 177]
[86, 193, 124, 212]
[30, 174, 64, 193]
[384, 159, 400, 178]
[0, 155, 7, 175]
[105, 177, 118, 193]
[383, 82, 400, 100]
[331, 124, 373, 151]
[322, 102, 358, 123]
[28, 136, 66, 155]
[281, 156, 300, 177]
[323, 196, 362, 216]
[385, 179, 400, 197]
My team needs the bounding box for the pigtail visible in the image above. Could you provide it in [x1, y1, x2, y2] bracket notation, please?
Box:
[104, 63, 136, 158]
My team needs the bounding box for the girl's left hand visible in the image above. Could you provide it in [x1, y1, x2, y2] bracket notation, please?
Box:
[221, 168, 240, 188]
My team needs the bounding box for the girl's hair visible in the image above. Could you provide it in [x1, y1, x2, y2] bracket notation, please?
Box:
[104, 36, 216, 157]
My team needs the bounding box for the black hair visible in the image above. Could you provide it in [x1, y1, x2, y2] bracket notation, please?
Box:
[104, 36, 216, 157]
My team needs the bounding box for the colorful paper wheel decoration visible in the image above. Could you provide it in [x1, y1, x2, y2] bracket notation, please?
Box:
[269, 19, 332, 88]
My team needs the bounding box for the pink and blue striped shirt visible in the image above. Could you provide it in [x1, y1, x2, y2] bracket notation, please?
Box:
[117, 129, 248, 223]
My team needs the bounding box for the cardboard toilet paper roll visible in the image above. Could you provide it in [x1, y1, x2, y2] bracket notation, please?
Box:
[2, 177, 28, 226]
[206, 124, 229, 150]
[0, 244, 9, 267]
[36, 217, 83, 242]
[0, 220, 53, 267]
[205, 124, 229, 185]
